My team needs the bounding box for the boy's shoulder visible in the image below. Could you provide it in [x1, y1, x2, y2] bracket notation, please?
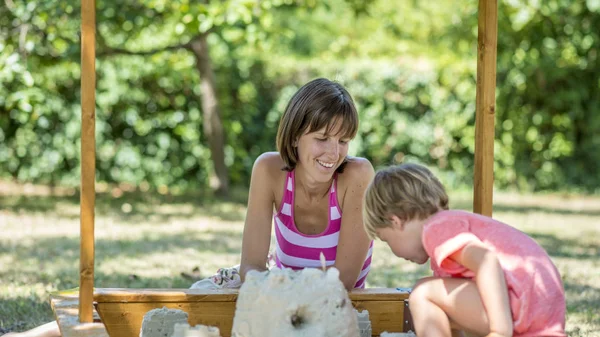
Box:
[423, 210, 490, 235]
[426, 209, 509, 233]
[428, 209, 472, 222]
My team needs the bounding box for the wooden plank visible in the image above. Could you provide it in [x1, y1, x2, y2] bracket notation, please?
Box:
[473, 0, 498, 217]
[52, 295, 108, 337]
[97, 300, 405, 337]
[352, 300, 405, 335]
[96, 302, 236, 337]
[94, 288, 408, 303]
[350, 288, 410, 301]
[94, 288, 239, 302]
[94, 288, 411, 337]
[80, 0, 96, 324]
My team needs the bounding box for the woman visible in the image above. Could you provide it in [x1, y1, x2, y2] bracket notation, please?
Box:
[6, 78, 373, 337]
[240, 78, 374, 290]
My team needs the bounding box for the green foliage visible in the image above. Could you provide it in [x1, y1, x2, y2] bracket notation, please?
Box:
[1, 0, 599, 192]
[494, 0, 600, 191]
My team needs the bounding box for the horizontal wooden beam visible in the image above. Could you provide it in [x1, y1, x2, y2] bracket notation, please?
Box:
[94, 287, 408, 302]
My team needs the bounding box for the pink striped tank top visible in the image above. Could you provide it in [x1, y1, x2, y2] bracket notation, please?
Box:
[274, 170, 373, 288]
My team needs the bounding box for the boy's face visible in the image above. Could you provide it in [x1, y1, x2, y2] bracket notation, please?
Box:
[376, 218, 429, 264]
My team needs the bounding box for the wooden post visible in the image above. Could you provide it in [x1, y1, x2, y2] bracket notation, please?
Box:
[80, 0, 96, 323]
[473, 0, 498, 216]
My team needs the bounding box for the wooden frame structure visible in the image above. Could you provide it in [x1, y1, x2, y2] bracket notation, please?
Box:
[63, 0, 498, 336]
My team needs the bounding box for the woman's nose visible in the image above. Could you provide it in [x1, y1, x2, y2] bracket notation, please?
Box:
[327, 141, 339, 157]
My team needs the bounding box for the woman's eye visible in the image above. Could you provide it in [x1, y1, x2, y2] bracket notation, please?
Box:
[316, 138, 327, 142]
[339, 140, 349, 144]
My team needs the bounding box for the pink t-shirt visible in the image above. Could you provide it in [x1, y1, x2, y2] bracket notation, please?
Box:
[422, 210, 566, 337]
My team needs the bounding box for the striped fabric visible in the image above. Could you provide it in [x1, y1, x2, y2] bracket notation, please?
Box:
[274, 170, 373, 288]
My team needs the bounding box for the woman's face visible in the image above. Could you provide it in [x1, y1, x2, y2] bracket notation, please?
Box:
[295, 121, 351, 183]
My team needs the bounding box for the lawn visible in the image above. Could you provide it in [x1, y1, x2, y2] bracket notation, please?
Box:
[0, 183, 598, 336]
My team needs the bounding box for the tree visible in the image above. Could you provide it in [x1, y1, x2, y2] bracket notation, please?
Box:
[1, 0, 297, 195]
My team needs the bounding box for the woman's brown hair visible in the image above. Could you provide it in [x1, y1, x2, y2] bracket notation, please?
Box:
[276, 78, 359, 173]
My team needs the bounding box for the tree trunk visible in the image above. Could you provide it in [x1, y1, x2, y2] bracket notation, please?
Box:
[190, 34, 229, 196]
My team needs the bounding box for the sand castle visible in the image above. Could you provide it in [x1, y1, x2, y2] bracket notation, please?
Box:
[139, 268, 415, 337]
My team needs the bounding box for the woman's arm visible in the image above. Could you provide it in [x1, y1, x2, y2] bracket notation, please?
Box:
[450, 242, 513, 337]
[239, 153, 279, 281]
[334, 158, 375, 290]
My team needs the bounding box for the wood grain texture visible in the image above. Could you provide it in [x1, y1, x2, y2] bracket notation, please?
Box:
[93, 288, 411, 337]
[79, 0, 96, 324]
[94, 288, 408, 302]
[52, 295, 108, 337]
[473, 0, 498, 217]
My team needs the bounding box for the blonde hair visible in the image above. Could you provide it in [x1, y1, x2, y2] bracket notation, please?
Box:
[363, 163, 449, 240]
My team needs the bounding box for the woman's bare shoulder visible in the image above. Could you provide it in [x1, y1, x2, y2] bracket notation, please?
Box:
[252, 152, 287, 180]
[250, 152, 287, 204]
[339, 156, 374, 182]
[254, 152, 284, 170]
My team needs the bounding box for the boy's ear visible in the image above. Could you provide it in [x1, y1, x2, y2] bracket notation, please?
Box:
[389, 215, 404, 230]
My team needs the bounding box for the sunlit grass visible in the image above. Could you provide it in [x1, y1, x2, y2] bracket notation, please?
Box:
[0, 188, 598, 336]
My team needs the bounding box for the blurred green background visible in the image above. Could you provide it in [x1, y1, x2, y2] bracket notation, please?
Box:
[1, 0, 599, 195]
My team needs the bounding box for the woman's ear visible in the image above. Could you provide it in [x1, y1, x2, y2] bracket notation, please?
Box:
[389, 215, 404, 230]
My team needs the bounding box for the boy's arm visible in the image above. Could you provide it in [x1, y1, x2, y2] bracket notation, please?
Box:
[449, 242, 513, 337]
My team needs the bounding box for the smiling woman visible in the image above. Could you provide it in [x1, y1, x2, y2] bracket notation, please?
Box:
[240, 78, 375, 291]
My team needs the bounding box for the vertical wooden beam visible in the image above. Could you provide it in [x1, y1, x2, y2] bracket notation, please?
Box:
[80, 0, 96, 323]
[473, 0, 498, 216]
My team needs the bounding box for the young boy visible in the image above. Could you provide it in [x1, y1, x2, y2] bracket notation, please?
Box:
[363, 163, 566, 337]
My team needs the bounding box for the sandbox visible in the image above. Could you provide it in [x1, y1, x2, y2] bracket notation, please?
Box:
[51, 288, 412, 337]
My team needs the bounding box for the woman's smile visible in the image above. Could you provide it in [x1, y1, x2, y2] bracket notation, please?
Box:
[316, 159, 336, 168]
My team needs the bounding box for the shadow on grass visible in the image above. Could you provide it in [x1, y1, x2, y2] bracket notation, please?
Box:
[564, 282, 600, 311]
[528, 232, 600, 260]
[494, 205, 600, 217]
[0, 296, 54, 332]
[0, 225, 244, 332]
[0, 273, 226, 332]
[0, 188, 249, 223]
[563, 282, 600, 336]
[4, 189, 600, 223]
[451, 199, 600, 217]
[366, 263, 431, 289]
[0, 228, 243, 288]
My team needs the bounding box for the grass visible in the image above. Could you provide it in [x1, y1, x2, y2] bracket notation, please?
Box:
[0, 183, 599, 336]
